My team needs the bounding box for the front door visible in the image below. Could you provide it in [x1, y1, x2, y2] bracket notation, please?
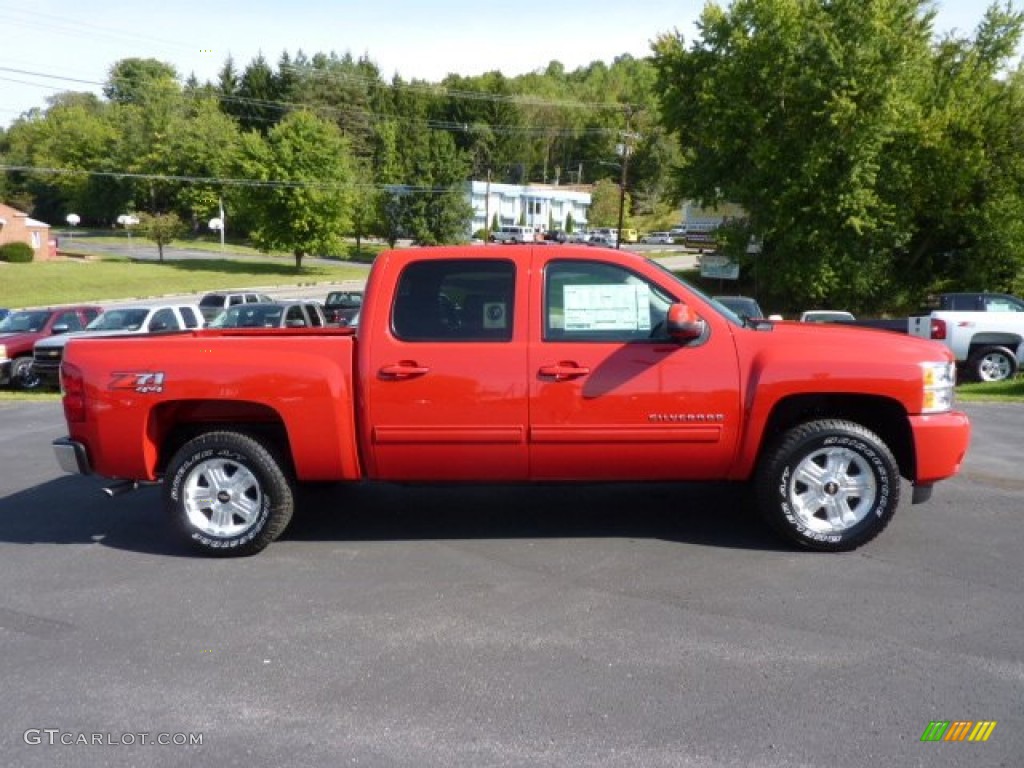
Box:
[528, 257, 742, 481]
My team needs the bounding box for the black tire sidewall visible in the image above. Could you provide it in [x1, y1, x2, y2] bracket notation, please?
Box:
[759, 423, 899, 551]
[165, 434, 291, 556]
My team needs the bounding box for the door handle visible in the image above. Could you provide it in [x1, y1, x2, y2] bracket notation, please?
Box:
[379, 361, 431, 380]
[538, 363, 591, 381]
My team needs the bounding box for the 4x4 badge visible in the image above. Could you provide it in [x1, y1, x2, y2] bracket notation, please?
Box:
[109, 372, 165, 394]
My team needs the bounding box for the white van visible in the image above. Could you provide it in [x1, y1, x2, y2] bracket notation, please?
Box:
[490, 225, 535, 244]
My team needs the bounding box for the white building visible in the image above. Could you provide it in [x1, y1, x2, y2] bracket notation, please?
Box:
[467, 181, 591, 237]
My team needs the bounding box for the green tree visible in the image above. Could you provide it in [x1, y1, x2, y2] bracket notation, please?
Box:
[236, 111, 354, 269]
[655, 0, 1024, 311]
[138, 211, 186, 262]
[653, 0, 938, 310]
[399, 129, 472, 245]
[104, 58, 179, 105]
[589, 178, 624, 226]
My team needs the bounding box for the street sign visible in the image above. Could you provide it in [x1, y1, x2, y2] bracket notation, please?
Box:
[700, 253, 740, 280]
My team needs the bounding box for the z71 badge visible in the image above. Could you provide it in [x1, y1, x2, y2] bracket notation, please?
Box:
[109, 372, 165, 394]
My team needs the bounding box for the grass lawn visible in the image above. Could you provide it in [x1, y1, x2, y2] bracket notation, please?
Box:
[956, 377, 1024, 403]
[0, 256, 371, 308]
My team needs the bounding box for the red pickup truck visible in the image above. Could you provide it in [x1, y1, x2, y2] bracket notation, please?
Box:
[52, 245, 970, 556]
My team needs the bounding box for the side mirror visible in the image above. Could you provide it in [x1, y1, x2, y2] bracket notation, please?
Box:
[51, 324, 70, 335]
[149, 321, 168, 332]
[666, 303, 706, 342]
[285, 318, 306, 328]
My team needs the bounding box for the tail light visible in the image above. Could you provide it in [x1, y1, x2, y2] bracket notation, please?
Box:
[930, 318, 947, 340]
[61, 362, 86, 423]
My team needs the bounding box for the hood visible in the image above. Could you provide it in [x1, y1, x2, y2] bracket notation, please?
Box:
[750, 320, 953, 363]
[0, 331, 45, 353]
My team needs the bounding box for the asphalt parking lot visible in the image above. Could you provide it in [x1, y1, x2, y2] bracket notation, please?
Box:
[0, 400, 1021, 767]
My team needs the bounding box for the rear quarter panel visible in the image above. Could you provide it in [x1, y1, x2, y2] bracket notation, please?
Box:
[64, 330, 360, 482]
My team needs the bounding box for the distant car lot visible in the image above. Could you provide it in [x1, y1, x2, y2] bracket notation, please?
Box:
[0, 401, 1021, 766]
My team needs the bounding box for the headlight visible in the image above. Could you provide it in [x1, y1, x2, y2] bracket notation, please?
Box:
[0, 344, 7, 360]
[921, 361, 956, 413]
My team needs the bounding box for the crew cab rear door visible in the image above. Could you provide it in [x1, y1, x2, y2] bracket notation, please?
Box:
[362, 255, 529, 481]
[527, 253, 742, 480]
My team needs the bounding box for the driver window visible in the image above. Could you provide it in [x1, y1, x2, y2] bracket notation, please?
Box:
[544, 260, 673, 342]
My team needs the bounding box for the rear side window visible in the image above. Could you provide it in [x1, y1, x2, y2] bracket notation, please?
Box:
[180, 307, 201, 328]
[54, 310, 85, 332]
[392, 259, 515, 342]
[150, 308, 177, 331]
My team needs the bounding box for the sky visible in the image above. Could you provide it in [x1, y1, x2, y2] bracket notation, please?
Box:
[0, 0, 1011, 129]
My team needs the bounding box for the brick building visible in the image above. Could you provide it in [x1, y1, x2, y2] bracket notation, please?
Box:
[0, 203, 53, 260]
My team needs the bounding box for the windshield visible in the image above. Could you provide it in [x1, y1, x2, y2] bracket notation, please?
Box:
[0, 310, 52, 333]
[86, 308, 150, 331]
[210, 304, 283, 328]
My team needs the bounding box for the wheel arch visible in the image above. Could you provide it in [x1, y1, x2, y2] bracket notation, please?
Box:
[967, 334, 1023, 355]
[150, 400, 293, 478]
[757, 394, 915, 481]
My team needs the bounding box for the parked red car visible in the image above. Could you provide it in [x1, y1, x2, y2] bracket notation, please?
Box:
[0, 306, 102, 389]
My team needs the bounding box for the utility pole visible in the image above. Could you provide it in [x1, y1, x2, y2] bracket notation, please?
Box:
[484, 169, 491, 245]
[615, 107, 639, 250]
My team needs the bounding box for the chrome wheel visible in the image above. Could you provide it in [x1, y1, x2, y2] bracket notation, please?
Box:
[975, 350, 1014, 382]
[788, 446, 877, 533]
[182, 456, 264, 539]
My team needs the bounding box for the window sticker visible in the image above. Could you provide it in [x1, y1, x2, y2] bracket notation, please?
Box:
[563, 284, 650, 331]
[483, 302, 508, 329]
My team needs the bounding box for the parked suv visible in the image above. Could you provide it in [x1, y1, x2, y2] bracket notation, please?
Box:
[490, 226, 535, 244]
[0, 306, 102, 389]
[198, 291, 275, 322]
[323, 291, 363, 325]
[32, 303, 203, 389]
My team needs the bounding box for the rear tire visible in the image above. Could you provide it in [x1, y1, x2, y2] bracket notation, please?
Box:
[164, 431, 294, 557]
[755, 420, 900, 552]
[967, 345, 1017, 383]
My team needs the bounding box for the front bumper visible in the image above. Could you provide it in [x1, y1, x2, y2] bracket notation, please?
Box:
[0, 358, 11, 387]
[53, 437, 92, 475]
[910, 410, 971, 486]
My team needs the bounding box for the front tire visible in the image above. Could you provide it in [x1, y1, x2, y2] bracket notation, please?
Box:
[164, 431, 294, 557]
[11, 357, 40, 390]
[968, 345, 1017, 383]
[755, 420, 900, 552]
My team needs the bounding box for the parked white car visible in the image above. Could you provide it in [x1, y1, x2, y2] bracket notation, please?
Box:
[32, 303, 204, 388]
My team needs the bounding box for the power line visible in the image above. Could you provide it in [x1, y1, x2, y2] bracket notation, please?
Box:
[0, 64, 634, 138]
[0, 163, 470, 194]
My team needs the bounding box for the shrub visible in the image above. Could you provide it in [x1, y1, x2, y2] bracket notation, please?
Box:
[0, 241, 34, 263]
